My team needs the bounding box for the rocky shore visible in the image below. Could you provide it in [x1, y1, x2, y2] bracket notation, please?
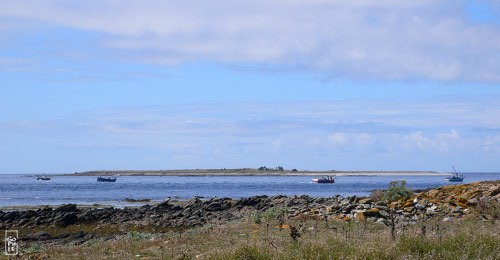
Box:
[1, 181, 498, 245]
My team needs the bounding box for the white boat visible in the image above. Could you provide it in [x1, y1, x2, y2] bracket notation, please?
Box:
[312, 175, 335, 183]
[36, 175, 51, 181]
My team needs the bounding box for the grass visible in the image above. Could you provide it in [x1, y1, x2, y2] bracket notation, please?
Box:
[3, 214, 498, 260]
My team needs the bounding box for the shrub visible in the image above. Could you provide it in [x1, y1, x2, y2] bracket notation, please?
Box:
[370, 189, 384, 201]
[252, 211, 262, 224]
[261, 208, 287, 222]
[383, 180, 413, 202]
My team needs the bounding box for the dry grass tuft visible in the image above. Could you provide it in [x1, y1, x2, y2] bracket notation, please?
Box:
[4, 215, 499, 259]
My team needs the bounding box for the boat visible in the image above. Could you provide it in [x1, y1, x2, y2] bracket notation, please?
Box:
[312, 175, 335, 183]
[36, 175, 51, 181]
[97, 176, 117, 182]
[445, 167, 464, 182]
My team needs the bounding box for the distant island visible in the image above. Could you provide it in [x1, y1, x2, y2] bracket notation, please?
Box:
[70, 168, 446, 176]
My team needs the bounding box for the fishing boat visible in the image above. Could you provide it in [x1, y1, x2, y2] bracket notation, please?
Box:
[97, 176, 117, 182]
[36, 175, 51, 181]
[445, 167, 464, 182]
[312, 175, 335, 183]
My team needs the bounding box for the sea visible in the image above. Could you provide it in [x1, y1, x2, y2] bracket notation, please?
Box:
[0, 173, 499, 208]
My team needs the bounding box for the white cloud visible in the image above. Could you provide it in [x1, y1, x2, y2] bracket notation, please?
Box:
[2, 1, 500, 82]
[1, 98, 499, 172]
[328, 133, 348, 144]
[401, 130, 460, 152]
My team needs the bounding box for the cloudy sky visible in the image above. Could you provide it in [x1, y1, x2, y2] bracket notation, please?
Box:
[1, 0, 500, 173]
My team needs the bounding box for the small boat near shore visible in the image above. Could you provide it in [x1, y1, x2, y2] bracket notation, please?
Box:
[312, 175, 335, 183]
[36, 175, 51, 181]
[445, 167, 464, 182]
[97, 176, 117, 182]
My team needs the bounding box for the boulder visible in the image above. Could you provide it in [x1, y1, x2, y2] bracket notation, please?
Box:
[366, 208, 380, 216]
[485, 186, 500, 197]
[358, 198, 372, 204]
[451, 207, 464, 214]
[466, 198, 479, 207]
[57, 213, 79, 227]
[414, 204, 425, 210]
[378, 210, 389, 218]
[55, 204, 78, 212]
[355, 212, 365, 221]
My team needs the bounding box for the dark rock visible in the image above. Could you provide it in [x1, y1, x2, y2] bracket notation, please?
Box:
[57, 213, 79, 226]
[20, 230, 51, 241]
[78, 211, 97, 223]
[2, 211, 19, 221]
[154, 199, 172, 209]
[64, 232, 93, 245]
[55, 204, 78, 212]
[487, 187, 500, 197]
[185, 197, 203, 209]
[124, 198, 151, 203]
[205, 202, 223, 211]
[204, 198, 233, 212]
[236, 196, 268, 207]
[55, 233, 70, 239]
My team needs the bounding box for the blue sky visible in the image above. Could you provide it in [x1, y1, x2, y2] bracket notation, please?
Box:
[1, 0, 500, 173]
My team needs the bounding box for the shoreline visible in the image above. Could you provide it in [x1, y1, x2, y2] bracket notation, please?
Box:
[2, 181, 498, 232]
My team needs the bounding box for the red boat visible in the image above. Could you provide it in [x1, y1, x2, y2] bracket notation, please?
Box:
[312, 175, 335, 183]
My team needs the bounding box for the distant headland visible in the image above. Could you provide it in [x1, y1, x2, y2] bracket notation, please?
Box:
[70, 168, 446, 176]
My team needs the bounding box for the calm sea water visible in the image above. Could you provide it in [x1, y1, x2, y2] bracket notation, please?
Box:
[0, 173, 499, 208]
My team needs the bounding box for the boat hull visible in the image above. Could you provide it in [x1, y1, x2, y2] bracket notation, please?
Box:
[97, 177, 117, 182]
[312, 178, 335, 183]
[446, 166, 464, 182]
[445, 177, 464, 182]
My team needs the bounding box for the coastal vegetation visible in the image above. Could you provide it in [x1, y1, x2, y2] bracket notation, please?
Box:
[5, 211, 499, 259]
[382, 180, 413, 202]
[1, 181, 498, 259]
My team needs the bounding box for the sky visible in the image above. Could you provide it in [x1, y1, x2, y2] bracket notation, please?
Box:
[1, 0, 500, 173]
